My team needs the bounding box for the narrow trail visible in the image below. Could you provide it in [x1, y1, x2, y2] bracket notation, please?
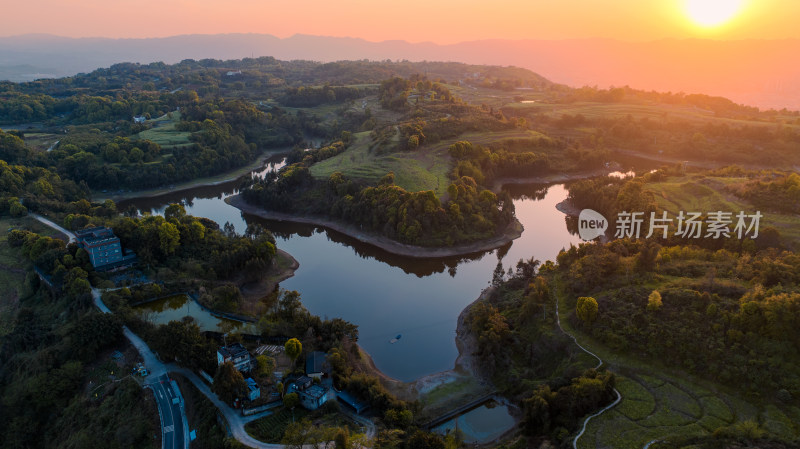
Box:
[31, 213, 76, 243]
[554, 294, 622, 449]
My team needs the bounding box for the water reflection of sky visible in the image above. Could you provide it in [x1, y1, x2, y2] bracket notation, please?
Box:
[137, 295, 255, 333]
[122, 140, 622, 380]
[433, 403, 515, 444]
[127, 180, 583, 381]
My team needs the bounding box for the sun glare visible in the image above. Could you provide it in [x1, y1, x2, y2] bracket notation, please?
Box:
[685, 0, 743, 27]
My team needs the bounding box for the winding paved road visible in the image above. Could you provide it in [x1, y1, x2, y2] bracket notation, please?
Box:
[31, 213, 76, 243]
[149, 374, 188, 449]
[34, 214, 188, 449]
[34, 212, 376, 449]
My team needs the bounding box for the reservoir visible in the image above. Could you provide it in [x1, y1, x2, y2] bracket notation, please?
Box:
[123, 152, 653, 381]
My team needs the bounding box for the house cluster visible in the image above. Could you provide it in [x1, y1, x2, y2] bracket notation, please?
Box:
[75, 227, 137, 271]
[217, 342, 262, 400]
[287, 375, 331, 410]
[215, 344, 366, 413]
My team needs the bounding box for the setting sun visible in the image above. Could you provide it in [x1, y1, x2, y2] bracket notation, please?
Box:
[685, 0, 744, 27]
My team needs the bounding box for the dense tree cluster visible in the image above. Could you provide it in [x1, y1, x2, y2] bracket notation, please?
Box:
[0, 166, 87, 220]
[379, 77, 412, 111]
[8, 229, 96, 307]
[464, 263, 620, 444]
[522, 369, 616, 437]
[281, 85, 375, 107]
[0, 90, 168, 125]
[731, 172, 800, 214]
[448, 140, 550, 185]
[244, 167, 515, 246]
[558, 240, 800, 395]
[105, 204, 276, 278]
[0, 233, 153, 448]
[255, 289, 359, 352]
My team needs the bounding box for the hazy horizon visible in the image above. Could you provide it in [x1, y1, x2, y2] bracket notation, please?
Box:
[3, 0, 800, 43]
[3, 0, 800, 110]
[2, 32, 799, 110]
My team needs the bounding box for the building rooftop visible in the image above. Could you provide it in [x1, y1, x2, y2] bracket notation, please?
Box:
[295, 375, 313, 386]
[75, 226, 118, 244]
[218, 343, 249, 359]
[306, 351, 328, 374]
[302, 384, 328, 400]
[246, 378, 259, 391]
[337, 390, 369, 413]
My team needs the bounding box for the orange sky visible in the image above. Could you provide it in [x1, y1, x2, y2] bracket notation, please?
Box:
[4, 0, 800, 43]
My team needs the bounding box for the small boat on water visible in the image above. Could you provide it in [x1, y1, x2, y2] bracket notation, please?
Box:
[389, 334, 402, 344]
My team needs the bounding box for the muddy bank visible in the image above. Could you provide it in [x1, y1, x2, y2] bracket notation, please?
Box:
[411, 286, 495, 398]
[227, 194, 524, 259]
[555, 198, 581, 217]
[490, 166, 617, 191]
[239, 249, 299, 301]
[94, 148, 287, 202]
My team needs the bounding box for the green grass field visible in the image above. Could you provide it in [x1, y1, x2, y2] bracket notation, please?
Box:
[644, 174, 800, 246]
[577, 369, 798, 449]
[308, 128, 555, 195]
[446, 84, 548, 109]
[553, 281, 800, 448]
[309, 131, 452, 195]
[245, 406, 310, 443]
[136, 111, 192, 148]
[24, 132, 61, 152]
[504, 101, 800, 131]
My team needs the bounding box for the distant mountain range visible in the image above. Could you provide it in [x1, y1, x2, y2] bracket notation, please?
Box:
[1, 33, 798, 109]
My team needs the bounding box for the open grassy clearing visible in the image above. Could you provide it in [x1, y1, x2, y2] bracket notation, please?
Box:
[23, 132, 61, 151]
[246, 407, 311, 443]
[505, 100, 800, 131]
[309, 127, 560, 195]
[644, 174, 800, 246]
[136, 110, 192, 147]
[309, 131, 452, 195]
[554, 282, 800, 448]
[577, 363, 798, 448]
[446, 84, 549, 109]
[427, 129, 553, 150]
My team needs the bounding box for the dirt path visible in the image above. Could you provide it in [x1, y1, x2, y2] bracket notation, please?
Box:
[554, 291, 622, 449]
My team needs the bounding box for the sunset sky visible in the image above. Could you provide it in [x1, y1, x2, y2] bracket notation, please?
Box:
[5, 0, 800, 43]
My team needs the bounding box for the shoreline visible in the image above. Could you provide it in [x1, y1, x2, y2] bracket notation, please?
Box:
[226, 194, 524, 259]
[238, 248, 300, 303]
[555, 198, 581, 217]
[453, 286, 493, 383]
[93, 148, 289, 203]
[354, 286, 495, 403]
[490, 166, 617, 191]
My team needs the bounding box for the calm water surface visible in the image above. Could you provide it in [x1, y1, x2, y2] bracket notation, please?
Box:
[122, 153, 657, 381]
[433, 401, 515, 443]
[140, 294, 256, 333]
